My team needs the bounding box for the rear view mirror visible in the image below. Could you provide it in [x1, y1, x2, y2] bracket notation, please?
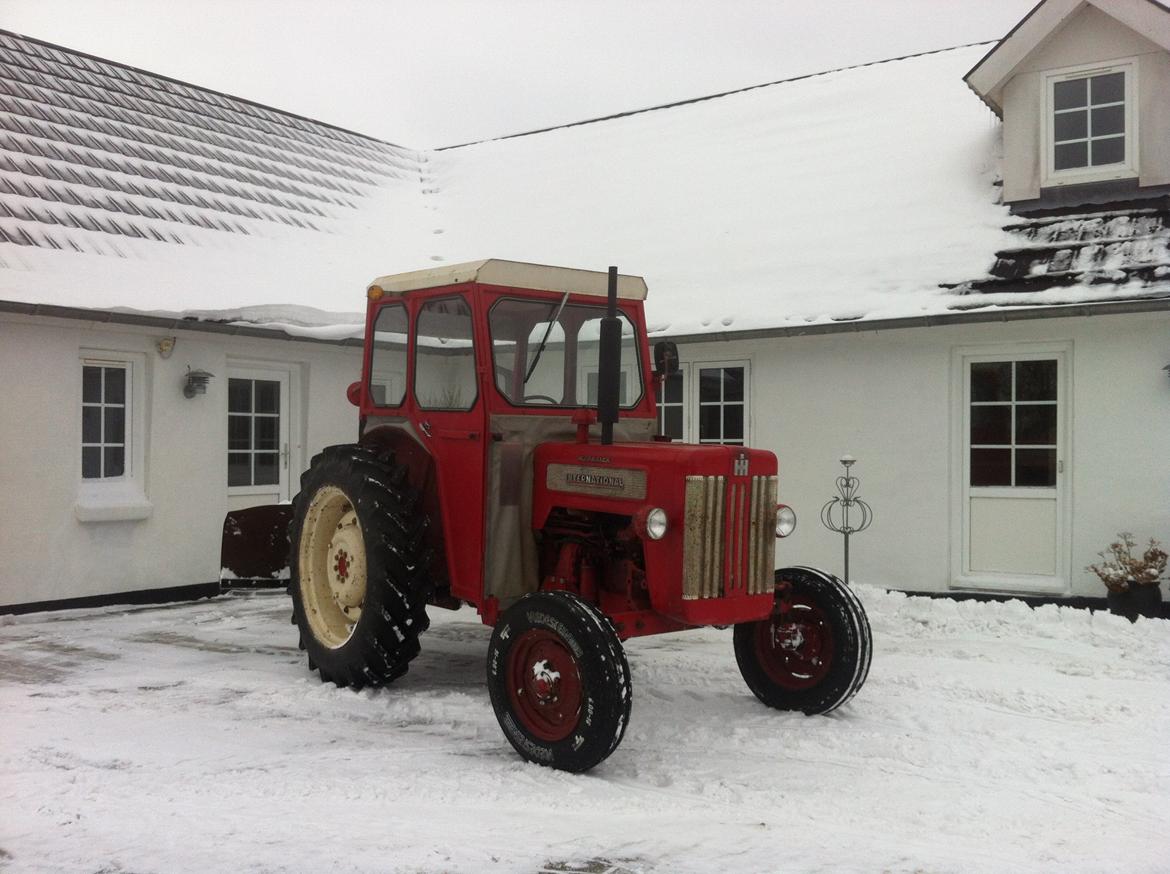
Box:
[653, 341, 679, 377]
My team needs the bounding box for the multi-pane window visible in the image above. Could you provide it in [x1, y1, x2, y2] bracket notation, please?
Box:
[698, 366, 745, 445]
[81, 364, 127, 479]
[657, 370, 684, 439]
[970, 360, 1057, 487]
[228, 378, 281, 487]
[1051, 69, 1126, 172]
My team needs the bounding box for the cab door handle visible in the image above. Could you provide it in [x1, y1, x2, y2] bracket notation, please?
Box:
[434, 428, 479, 440]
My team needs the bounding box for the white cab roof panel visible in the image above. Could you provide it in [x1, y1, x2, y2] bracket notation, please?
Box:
[368, 259, 648, 300]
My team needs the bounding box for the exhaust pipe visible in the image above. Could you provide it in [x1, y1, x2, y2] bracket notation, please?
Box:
[598, 265, 621, 445]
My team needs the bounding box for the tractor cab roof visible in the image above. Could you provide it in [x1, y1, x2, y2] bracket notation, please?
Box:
[367, 259, 648, 301]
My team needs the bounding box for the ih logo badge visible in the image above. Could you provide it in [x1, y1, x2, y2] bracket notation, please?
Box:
[734, 452, 749, 477]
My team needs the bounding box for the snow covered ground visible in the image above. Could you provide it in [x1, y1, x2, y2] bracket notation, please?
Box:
[1, 587, 1167, 874]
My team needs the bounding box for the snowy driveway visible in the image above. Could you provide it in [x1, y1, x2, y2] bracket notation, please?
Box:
[1, 587, 1167, 874]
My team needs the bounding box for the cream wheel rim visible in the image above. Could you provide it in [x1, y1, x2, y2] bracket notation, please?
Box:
[299, 485, 367, 648]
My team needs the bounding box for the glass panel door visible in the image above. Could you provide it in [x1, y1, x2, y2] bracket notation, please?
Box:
[227, 368, 290, 510]
[959, 352, 1066, 591]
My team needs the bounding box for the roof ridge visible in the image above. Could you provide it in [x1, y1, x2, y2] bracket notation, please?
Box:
[436, 40, 997, 151]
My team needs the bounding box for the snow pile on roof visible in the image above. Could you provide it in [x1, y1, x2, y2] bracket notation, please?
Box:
[431, 44, 1020, 336]
[951, 206, 1170, 304]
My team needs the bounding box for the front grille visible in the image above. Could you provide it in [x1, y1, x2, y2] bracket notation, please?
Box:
[683, 475, 777, 599]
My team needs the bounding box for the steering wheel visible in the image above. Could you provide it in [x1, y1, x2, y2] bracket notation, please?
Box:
[523, 394, 559, 405]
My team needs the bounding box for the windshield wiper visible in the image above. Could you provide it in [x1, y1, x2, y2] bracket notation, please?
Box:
[523, 290, 570, 385]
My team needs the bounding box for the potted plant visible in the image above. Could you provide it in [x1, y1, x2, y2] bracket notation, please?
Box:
[1087, 533, 1166, 622]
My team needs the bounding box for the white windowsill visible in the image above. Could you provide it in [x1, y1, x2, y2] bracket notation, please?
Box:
[1041, 166, 1137, 188]
[75, 481, 153, 522]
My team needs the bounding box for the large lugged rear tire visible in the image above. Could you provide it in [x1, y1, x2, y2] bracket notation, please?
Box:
[289, 444, 432, 689]
[487, 591, 632, 773]
[734, 566, 871, 715]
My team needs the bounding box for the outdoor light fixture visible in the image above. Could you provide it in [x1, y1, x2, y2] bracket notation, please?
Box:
[183, 368, 214, 398]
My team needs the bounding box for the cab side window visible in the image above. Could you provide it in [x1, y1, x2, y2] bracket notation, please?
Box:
[415, 297, 478, 411]
[368, 303, 408, 407]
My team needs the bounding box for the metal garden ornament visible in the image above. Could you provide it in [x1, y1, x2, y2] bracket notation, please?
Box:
[820, 455, 873, 585]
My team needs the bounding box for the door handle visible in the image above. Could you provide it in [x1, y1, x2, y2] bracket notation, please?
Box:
[418, 421, 477, 440]
[282, 442, 289, 469]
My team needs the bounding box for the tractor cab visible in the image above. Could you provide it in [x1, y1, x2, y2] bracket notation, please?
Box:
[352, 260, 776, 631]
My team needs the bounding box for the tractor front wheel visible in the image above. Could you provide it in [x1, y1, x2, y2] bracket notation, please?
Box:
[289, 444, 432, 689]
[734, 566, 871, 715]
[487, 591, 631, 772]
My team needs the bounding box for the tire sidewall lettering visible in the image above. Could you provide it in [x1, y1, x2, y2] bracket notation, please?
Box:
[524, 611, 585, 660]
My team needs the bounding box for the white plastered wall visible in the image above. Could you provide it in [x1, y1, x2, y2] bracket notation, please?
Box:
[1001, 3, 1170, 201]
[676, 309, 1170, 597]
[0, 314, 361, 608]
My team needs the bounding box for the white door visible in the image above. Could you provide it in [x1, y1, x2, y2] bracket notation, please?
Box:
[955, 350, 1068, 593]
[227, 367, 291, 512]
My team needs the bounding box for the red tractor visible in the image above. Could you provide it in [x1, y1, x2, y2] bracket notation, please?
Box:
[224, 260, 871, 772]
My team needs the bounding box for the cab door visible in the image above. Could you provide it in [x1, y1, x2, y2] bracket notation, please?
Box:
[411, 293, 487, 600]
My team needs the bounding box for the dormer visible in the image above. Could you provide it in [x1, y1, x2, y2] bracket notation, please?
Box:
[966, 0, 1170, 212]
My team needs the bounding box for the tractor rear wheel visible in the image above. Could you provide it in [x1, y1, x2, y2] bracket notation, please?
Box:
[487, 591, 631, 773]
[734, 566, 871, 715]
[289, 444, 432, 689]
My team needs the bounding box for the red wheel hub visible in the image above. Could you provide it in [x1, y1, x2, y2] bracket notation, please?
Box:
[506, 629, 583, 742]
[754, 595, 834, 690]
[333, 549, 350, 582]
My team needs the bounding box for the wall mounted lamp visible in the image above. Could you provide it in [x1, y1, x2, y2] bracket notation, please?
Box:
[183, 368, 214, 398]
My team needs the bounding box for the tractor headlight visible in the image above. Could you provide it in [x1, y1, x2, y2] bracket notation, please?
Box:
[775, 504, 796, 538]
[635, 507, 669, 540]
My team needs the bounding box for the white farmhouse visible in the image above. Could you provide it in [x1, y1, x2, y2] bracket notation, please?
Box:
[1, 0, 1167, 612]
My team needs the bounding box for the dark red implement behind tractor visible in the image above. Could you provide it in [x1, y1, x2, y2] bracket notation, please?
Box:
[222, 260, 871, 772]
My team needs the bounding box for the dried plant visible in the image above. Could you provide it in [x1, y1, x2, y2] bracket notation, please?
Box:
[1086, 533, 1167, 593]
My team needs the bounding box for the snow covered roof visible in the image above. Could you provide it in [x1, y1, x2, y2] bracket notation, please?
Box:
[1, 31, 1168, 344]
[0, 29, 434, 338]
[949, 206, 1170, 297]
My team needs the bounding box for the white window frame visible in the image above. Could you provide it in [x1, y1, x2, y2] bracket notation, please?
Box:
[81, 361, 130, 481]
[693, 359, 751, 446]
[1042, 58, 1138, 188]
[226, 363, 296, 503]
[76, 350, 151, 522]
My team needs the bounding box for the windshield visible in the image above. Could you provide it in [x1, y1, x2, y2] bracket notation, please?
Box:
[488, 298, 644, 408]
